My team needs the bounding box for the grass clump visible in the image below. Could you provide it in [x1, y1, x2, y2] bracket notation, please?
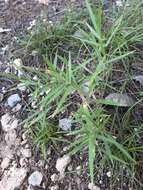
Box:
[15, 0, 143, 188]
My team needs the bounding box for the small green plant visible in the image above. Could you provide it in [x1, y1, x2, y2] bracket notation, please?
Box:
[67, 104, 134, 183]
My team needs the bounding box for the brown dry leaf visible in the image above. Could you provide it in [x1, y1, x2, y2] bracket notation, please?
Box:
[38, 0, 49, 5]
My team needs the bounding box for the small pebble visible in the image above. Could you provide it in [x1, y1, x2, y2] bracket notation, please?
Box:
[13, 58, 22, 67]
[106, 171, 111, 177]
[1, 157, 10, 170]
[76, 165, 81, 175]
[33, 75, 38, 81]
[88, 183, 100, 190]
[28, 171, 43, 186]
[7, 94, 21, 108]
[59, 118, 72, 131]
[56, 155, 71, 176]
[50, 173, 58, 182]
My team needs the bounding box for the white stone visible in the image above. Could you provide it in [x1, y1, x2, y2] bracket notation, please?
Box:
[50, 173, 58, 182]
[76, 165, 81, 175]
[116, 0, 123, 6]
[88, 183, 100, 190]
[106, 171, 111, 177]
[31, 101, 37, 109]
[28, 171, 43, 186]
[13, 58, 22, 67]
[5, 130, 17, 146]
[1, 157, 10, 170]
[1, 113, 18, 132]
[0, 167, 27, 190]
[2, 87, 6, 93]
[21, 148, 32, 158]
[59, 118, 72, 131]
[7, 94, 21, 107]
[56, 155, 71, 176]
[50, 185, 59, 190]
[33, 75, 38, 81]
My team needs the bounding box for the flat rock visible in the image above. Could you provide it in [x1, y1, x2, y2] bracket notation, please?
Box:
[0, 167, 27, 190]
[7, 94, 21, 107]
[56, 155, 71, 176]
[1, 113, 18, 132]
[28, 171, 43, 186]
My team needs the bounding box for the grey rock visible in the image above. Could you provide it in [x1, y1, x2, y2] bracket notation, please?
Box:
[7, 94, 21, 107]
[56, 155, 71, 176]
[28, 171, 43, 186]
[50, 173, 58, 182]
[59, 118, 72, 131]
